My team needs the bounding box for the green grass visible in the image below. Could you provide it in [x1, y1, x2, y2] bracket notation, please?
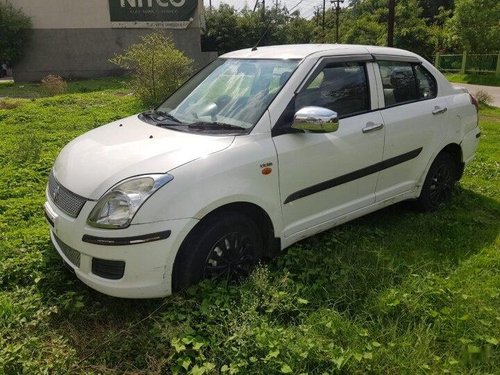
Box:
[445, 73, 500, 87]
[0, 76, 131, 98]
[0, 80, 499, 374]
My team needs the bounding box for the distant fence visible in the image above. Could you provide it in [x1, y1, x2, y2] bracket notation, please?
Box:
[434, 52, 500, 76]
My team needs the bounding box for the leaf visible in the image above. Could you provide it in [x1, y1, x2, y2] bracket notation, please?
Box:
[297, 298, 309, 305]
[485, 337, 499, 345]
[280, 364, 293, 373]
[191, 365, 205, 375]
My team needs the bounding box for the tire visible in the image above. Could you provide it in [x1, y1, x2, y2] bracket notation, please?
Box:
[172, 212, 263, 292]
[416, 152, 457, 212]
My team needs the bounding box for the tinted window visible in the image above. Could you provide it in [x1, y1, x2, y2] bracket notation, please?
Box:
[378, 61, 437, 106]
[296, 62, 370, 118]
[414, 64, 437, 99]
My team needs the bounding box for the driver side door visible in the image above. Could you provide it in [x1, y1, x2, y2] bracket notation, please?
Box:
[272, 57, 385, 241]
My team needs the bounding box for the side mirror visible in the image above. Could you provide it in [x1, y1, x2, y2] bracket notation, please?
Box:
[291, 106, 339, 133]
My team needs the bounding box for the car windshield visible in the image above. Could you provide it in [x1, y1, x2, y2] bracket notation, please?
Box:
[156, 58, 299, 130]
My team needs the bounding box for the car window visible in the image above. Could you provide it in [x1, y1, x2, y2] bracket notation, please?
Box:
[296, 62, 370, 118]
[414, 64, 437, 99]
[378, 61, 437, 107]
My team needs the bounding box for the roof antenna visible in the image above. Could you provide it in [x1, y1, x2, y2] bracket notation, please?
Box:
[252, 23, 272, 51]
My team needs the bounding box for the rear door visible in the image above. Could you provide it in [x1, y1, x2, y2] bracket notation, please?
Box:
[272, 57, 386, 239]
[374, 59, 447, 201]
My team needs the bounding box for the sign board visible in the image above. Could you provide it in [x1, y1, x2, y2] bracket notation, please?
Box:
[109, 0, 197, 28]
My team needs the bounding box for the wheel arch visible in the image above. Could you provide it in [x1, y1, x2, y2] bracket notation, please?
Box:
[440, 143, 464, 180]
[171, 201, 280, 292]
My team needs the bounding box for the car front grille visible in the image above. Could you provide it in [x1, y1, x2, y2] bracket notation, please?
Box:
[48, 172, 87, 218]
[53, 234, 81, 268]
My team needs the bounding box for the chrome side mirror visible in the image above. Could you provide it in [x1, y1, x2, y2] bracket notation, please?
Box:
[291, 106, 339, 133]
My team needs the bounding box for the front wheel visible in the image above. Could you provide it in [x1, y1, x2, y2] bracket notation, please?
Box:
[416, 152, 457, 212]
[172, 212, 262, 292]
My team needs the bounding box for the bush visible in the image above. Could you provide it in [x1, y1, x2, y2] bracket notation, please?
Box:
[110, 32, 193, 107]
[40, 75, 67, 96]
[0, 1, 32, 64]
[474, 90, 493, 107]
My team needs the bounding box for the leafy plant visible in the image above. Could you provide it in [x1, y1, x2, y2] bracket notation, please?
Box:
[110, 32, 193, 107]
[474, 90, 493, 107]
[0, 1, 32, 65]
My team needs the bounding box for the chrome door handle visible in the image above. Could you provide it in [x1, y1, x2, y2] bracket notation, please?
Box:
[362, 123, 384, 133]
[432, 106, 447, 115]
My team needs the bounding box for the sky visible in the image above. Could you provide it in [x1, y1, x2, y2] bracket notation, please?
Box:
[202, 0, 350, 20]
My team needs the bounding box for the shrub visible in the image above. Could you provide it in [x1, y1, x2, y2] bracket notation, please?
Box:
[0, 1, 32, 64]
[110, 32, 193, 107]
[474, 90, 493, 107]
[40, 75, 67, 96]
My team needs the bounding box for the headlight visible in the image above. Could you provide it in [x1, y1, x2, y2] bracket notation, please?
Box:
[87, 174, 173, 229]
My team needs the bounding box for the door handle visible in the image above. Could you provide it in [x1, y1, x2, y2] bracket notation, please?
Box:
[362, 123, 384, 133]
[432, 106, 447, 115]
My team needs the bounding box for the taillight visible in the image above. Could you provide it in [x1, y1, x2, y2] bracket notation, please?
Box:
[469, 93, 479, 113]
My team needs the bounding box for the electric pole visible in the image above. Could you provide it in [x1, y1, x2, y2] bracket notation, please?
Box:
[387, 0, 395, 46]
[330, 0, 344, 43]
[322, 0, 326, 34]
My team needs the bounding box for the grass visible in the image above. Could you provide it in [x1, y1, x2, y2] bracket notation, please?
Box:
[0, 77, 131, 98]
[444, 73, 500, 87]
[0, 78, 499, 374]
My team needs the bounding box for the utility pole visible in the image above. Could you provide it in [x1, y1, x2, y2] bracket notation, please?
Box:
[387, 0, 395, 47]
[330, 0, 344, 43]
[322, 0, 326, 34]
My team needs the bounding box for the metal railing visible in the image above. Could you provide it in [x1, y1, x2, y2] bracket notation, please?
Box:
[434, 52, 500, 76]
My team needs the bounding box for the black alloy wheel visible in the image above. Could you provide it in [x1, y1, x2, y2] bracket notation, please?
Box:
[172, 212, 263, 291]
[416, 152, 457, 212]
[203, 231, 256, 282]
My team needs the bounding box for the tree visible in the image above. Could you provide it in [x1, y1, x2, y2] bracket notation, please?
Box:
[448, 0, 500, 53]
[0, 1, 32, 65]
[110, 32, 193, 107]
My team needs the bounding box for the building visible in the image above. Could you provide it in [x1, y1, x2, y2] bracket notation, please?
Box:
[8, 0, 217, 81]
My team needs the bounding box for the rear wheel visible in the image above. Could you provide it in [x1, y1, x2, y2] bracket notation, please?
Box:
[172, 212, 262, 292]
[416, 152, 457, 212]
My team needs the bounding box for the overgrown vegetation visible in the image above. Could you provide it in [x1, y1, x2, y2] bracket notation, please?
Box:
[110, 32, 193, 107]
[0, 80, 498, 373]
[0, 1, 32, 65]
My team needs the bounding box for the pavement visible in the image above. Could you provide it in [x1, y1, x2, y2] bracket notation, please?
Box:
[451, 82, 500, 107]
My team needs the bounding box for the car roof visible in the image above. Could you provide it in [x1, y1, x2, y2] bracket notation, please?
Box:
[220, 44, 420, 61]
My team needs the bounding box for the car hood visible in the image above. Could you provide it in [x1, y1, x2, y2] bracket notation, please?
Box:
[53, 115, 235, 200]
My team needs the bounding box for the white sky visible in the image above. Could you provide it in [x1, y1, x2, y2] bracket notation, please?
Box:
[202, 0, 350, 20]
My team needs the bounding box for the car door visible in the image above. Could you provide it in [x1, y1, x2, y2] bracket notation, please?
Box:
[374, 59, 448, 201]
[272, 57, 385, 239]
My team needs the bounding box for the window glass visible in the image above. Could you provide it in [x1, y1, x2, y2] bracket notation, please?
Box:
[414, 64, 437, 99]
[378, 61, 419, 106]
[158, 59, 298, 129]
[295, 62, 370, 118]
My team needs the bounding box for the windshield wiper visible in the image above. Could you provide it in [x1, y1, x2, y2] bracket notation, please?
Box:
[141, 109, 182, 124]
[188, 122, 246, 131]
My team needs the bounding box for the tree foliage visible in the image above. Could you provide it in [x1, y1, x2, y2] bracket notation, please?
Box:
[0, 1, 32, 64]
[449, 0, 500, 53]
[203, 0, 499, 57]
[110, 32, 193, 107]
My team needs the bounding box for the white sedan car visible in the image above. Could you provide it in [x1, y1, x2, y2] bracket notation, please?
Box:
[45, 44, 480, 298]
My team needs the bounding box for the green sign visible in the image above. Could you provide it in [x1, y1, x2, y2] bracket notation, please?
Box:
[109, 0, 197, 22]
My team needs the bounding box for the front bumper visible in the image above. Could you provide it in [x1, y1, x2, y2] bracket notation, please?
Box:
[45, 198, 198, 298]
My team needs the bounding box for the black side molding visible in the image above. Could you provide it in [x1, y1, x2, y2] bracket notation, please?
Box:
[82, 230, 171, 246]
[284, 147, 423, 204]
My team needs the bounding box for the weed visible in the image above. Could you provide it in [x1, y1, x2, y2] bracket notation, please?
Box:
[41, 74, 67, 96]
